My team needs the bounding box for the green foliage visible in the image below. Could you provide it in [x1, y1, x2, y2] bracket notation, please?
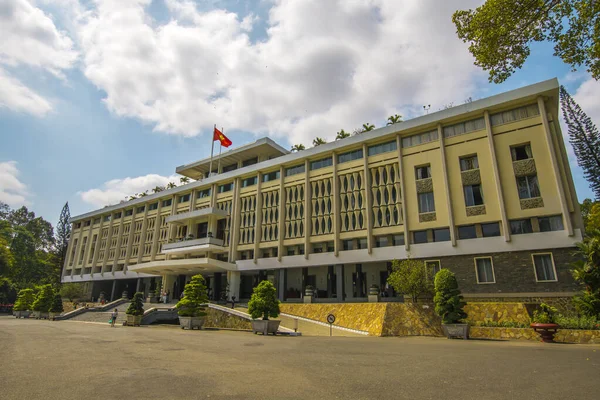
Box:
[126, 292, 145, 316]
[0, 277, 18, 304]
[55, 202, 71, 273]
[59, 283, 85, 303]
[555, 314, 600, 330]
[248, 280, 280, 320]
[49, 293, 64, 313]
[532, 303, 558, 324]
[335, 129, 350, 140]
[31, 284, 54, 312]
[362, 123, 375, 132]
[290, 144, 305, 152]
[176, 275, 208, 317]
[312, 137, 327, 147]
[386, 114, 403, 125]
[13, 288, 35, 311]
[571, 230, 600, 318]
[387, 259, 433, 303]
[453, 0, 600, 83]
[433, 269, 467, 324]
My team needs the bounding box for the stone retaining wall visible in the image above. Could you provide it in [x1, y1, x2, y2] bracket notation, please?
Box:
[204, 308, 252, 330]
[470, 327, 600, 344]
[464, 302, 532, 325]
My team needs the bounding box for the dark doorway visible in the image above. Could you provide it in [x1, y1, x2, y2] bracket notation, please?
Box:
[197, 222, 208, 238]
[173, 275, 187, 300]
[216, 219, 227, 240]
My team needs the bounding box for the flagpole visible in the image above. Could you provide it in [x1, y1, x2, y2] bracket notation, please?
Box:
[217, 127, 224, 173]
[208, 124, 215, 178]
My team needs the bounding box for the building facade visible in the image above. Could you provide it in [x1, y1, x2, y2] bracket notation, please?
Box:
[63, 79, 583, 303]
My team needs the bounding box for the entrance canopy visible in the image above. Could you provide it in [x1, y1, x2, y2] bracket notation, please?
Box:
[128, 258, 237, 275]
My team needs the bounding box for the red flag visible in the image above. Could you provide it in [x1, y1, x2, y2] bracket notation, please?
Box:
[213, 127, 232, 147]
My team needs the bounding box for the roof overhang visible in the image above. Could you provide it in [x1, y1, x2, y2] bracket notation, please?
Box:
[127, 258, 237, 275]
[166, 207, 229, 225]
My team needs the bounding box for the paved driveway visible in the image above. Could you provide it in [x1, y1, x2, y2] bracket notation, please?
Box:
[1, 316, 599, 400]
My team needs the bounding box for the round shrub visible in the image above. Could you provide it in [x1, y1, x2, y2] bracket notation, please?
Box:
[32, 285, 54, 312]
[434, 269, 467, 324]
[126, 292, 145, 316]
[176, 275, 208, 317]
[248, 280, 280, 320]
[13, 288, 35, 311]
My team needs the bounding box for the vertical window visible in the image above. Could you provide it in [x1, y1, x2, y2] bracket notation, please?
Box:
[357, 238, 368, 249]
[458, 225, 477, 240]
[475, 257, 495, 283]
[481, 222, 501, 237]
[148, 202, 158, 211]
[516, 175, 540, 199]
[433, 228, 450, 242]
[375, 236, 389, 248]
[415, 165, 431, 180]
[464, 184, 484, 206]
[460, 155, 479, 171]
[162, 199, 172, 207]
[342, 240, 354, 251]
[533, 254, 557, 282]
[538, 216, 564, 232]
[413, 230, 428, 244]
[510, 219, 533, 235]
[418, 192, 435, 213]
[511, 144, 532, 161]
[426, 260, 441, 277]
[179, 194, 190, 203]
[392, 234, 405, 246]
[135, 206, 145, 214]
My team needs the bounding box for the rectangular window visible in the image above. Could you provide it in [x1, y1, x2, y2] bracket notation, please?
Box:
[511, 144, 533, 161]
[375, 236, 390, 248]
[357, 238, 368, 249]
[93, 217, 101, 225]
[418, 192, 435, 213]
[464, 184, 484, 206]
[433, 228, 450, 242]
[475, 257, 495, 283]
[162, 199, 172, 207]
[135, 206, 145, 214]
[262, 171, 280, 182]
[84, 220, 91, 227]
[125, 209, 133, 217]
[516, 175, 540, 199]
[197, 189, 211, 198]
[287, 248, 295, 256]
[179, 194, 190, 203]
[426, 260, 441, 277]
[510, 219, 533, 235]
[482, 222, 501, 237]
[413, 230, 428, 244]
[338, 149, 363, 164]
[460, 155, 479, 171]
[443, 117, 485, 138]
[533, 253, 557, 282]
[285, 164, 305, 176]
[342, 240, 354, 251]
[392, 234, 405, 246]
[218, 183, 233, 193]
[241, 176, 257, 188]
[148, 202, 158, 211]
[242, 157, 258, 167]
[222, 163, 237, 173]
[458, 225, 477, 240]
[113, 212, 121, 219]
[310, 157, 333, 170]
[298, 245, 305, 255]
[402, 129, 438, 148]
[538, 215, 564, 232]
[415, 165, 431, 180]
[103, 215, 111, 222]
[490, 104, 540, 126]
[368, 140, 397, 156]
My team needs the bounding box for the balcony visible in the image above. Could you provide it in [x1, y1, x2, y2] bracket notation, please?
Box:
[162, 237, 227, 255]
[166, 207, 229, 225]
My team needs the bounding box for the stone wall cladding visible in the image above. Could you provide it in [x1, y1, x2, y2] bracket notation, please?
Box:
[466, 205, 486, 216]
[416, 178, 433, 194]
[204, 308, 252, 330]
[465, 297, 576, 314]
[512, 159, 537, 177]
[520, 197, 544, 210]
[425, 247, 580, 295]
[470, 327, 600, 344]
[464, 302, 531, 325]
[381, 303, 443, 337]
[461, 169, 481, 186]
[419, 212, 436, 222]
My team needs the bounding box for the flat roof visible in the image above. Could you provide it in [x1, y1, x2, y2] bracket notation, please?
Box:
[71, 78, 560, 222]
[176, 137, 289, 180]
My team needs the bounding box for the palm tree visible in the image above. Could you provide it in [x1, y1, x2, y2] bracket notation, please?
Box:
[128, 195, 137, 201]
[335, 129, 350, 140]
[386, 114, 403, 125]
[312, 137, 327, 147]
[138, 191, 148, 197]
[152, 186, 165, 193]
[362, 123, 375, 132]
[291, 144, 305, 152]
[179, 177, 190, 184]
[166, 182, 177, 189]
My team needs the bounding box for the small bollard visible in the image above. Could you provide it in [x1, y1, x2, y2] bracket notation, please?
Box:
[294, 318, 299, 333]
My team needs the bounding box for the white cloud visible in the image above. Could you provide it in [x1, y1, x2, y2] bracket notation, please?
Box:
[0, 161, 31, 207]
[78, 173, 182, 208]
[0, 0, 77, 116]
[75, 0, 484, 144]
[573, 78, 600, 125]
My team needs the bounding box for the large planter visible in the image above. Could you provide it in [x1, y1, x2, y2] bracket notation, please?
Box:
[33, 311, 49, 319]
[49, 312, 61, 321]
[126, 314, 143, 327]
[14, 310, 30, 318]
[179, 316, 205, 330]
[442, 323, 469, 339]
[530, 323, 559, 343]
[252, 319, 281, 335]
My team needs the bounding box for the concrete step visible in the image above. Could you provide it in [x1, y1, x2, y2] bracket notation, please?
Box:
[68, 303, 153, 324]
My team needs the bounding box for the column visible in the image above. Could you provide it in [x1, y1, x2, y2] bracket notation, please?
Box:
[438, 124, 457, 246]
[332, 152, 340, 256]
[304, 160, 311, 260]
[253, 173, 263, 263]
[227, 271, 241, 301]
[362, 143, 374, 254]
[90, 217, 104, 273]
[278, 269, 287, 301]
[82, 219, 94, 272]
[136, 204, 149, 264]
[356, 264, 364, 297]
[124, 208, 137, 271]
[110, 280, 117, 301]
[335, 264, 345, 302]
[229, 179, 241, 262]
[150, 200, 163, 260]
[135, 278, 141, 293]
[101, 215, 116, 273]
[327, 265, 334, 298]
[484, 110, 511, 242]
[277, 166, 285, 262]
[395, 135, 410, 250]
[166, 194, 177, 260]
[214, 272, 222, 300]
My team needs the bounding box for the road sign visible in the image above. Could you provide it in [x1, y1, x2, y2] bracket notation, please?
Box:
[326, 314, 336, 324]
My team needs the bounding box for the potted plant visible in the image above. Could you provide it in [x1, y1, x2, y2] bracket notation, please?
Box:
[303, 285, 314, 303]
[13, 288, 35, 318]
[434, 269, 469, 339]
[531, 303, 560, 343]
[49, 293, 64, 320]
[31, 284, 54, 319]
[126, 292, 145, 326]
[248, 280, 281, 335]
[176, 275, 208, 330]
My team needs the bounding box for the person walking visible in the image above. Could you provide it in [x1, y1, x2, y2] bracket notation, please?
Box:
[110, 308, 118, 327]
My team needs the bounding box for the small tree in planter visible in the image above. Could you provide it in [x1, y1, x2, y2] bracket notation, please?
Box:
[531, 303, 559, 343]
[248, 280, 281, 335]
[13, 288, 35, 318]
[49, 293, 64, 320]
[434, 269, 468, 339]
[125, 292, 145, 326]
[31, 284, 54, 319]
[176, 275, 208, 330]
[387, 259, 433, 303]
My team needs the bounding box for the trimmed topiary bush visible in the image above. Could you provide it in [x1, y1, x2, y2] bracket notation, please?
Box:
[126, 292, 145, 316]
[14, 289, 35, 311]
[49, 293, 64, 314]
[434, 269, 467, 324]
[176, 275, 208, 317]
[532, 303, 558, 324]
[248, 280, 280, 320]
[32, 285, 54, 312]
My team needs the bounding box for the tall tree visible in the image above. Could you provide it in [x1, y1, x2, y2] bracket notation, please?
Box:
[335, 129, 350, 140]
[55, 202, 71, 271]
[560, 86, 600, 199]
[291, 144, 305, 152]
[453, 0, 600, 83]
[312, 137, 327, 146]
[386, 114, 403, 125]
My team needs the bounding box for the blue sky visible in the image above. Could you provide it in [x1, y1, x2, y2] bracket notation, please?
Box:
[0, 0, 598, 228]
